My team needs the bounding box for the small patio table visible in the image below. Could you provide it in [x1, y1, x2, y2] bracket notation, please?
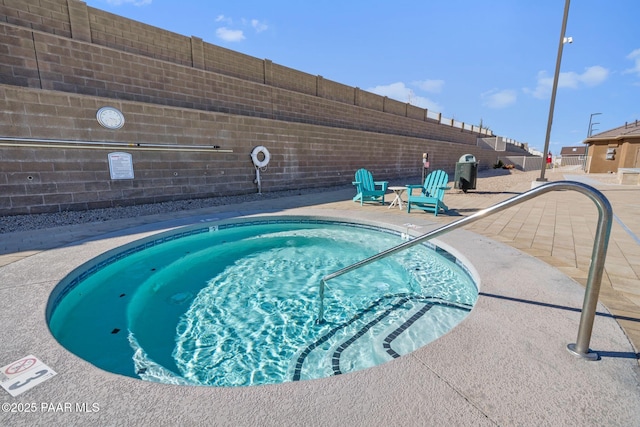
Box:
[387, 186, 406, 210]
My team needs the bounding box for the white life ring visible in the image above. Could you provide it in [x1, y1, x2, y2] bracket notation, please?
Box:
[251, 146, 271, 168]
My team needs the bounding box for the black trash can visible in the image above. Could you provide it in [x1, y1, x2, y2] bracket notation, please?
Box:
[454, 154, 478, 193]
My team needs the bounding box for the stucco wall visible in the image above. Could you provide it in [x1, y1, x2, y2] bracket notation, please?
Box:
[586, 140, 640, 173]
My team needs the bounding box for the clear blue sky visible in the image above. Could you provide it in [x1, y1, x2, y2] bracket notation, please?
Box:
[86, 0, 640, 155]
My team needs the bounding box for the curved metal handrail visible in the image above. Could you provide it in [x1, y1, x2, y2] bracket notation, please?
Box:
[316, 180, 613, 361]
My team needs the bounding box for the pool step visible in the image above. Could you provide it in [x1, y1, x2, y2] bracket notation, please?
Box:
[291, 295, 471, 381]
[329, 300, 430, 376]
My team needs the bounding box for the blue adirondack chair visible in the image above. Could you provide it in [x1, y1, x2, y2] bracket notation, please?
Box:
[405, 170, 450, 216]
[352, 168, 388, 205]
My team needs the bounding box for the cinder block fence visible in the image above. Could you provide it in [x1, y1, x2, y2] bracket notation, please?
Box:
[0, 0, 502, 215]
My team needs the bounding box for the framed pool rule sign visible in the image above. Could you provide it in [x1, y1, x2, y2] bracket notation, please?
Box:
[108, 152, 134, 179]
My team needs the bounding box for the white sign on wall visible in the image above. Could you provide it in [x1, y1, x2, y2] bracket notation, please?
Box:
[108, 152, 134, 179]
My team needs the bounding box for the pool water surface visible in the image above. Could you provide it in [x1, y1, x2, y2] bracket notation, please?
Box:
[48, 218, 477, 387]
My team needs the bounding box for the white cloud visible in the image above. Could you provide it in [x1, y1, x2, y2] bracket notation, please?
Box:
[524, 66, 609, 99]
[216, 27, 245, 42]
[481, 89, 517, 109]
[624, 48, 640, 76]
[412, 79, 444, 93]
[215, 15, 233, 25]
[215, 15, 268, 42]
[251, 19, 269, 33]
[366, 82, 443, 112]
[574, 65, 609, 86]
[105, 0, 151, 5]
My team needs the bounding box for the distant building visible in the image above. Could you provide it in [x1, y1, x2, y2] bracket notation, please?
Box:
[583, 120, 640, 173]
[559, 146, 586, 166]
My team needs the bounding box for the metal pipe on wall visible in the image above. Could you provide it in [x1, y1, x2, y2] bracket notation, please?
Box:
[0, 137, 233, 153]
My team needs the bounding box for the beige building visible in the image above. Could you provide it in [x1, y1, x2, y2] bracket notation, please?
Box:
[584, 120, 640, 173]
[559, 145, 586, 167]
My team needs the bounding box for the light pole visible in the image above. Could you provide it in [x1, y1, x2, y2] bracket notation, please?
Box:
[587, 112, 601, 137]
[584, 112, 601, 171]
[538, 0, 571, 182]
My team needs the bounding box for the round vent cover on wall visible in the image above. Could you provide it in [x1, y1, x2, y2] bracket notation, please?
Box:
[96, 106, 125, 129]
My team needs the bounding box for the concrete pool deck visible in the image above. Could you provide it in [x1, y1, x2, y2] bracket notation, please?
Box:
[1, 168, 639, 426]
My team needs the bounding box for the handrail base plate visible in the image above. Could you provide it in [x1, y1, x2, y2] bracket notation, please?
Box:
[567, 343, 599, 361]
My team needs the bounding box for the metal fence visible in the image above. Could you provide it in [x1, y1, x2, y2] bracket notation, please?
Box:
[560, 155, 585, 167]
[478, 137, 507, 151]
[497, 155, 586, 172]
[497, 156, 544, 171]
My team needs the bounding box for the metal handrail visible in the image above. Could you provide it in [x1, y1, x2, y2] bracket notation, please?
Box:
[316, 180, 613, 361]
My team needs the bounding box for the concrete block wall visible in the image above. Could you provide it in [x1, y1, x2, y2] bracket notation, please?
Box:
[357, 89, 384, 111]
[0, 0, 72, 38]
[0, 85, 498, 215]
[0, 0, 489, 144]
[89, 8, 193, 67]
[321, 78, 354, 104]
[0, 0, 500, 215]
[407, 104, 427, 121]
[204, 44, 265, 83]
[0, 21, 483, 145]
[0, 24, 40, 87]
[271, 62, 316, 95]
[383, 97, 407, 116]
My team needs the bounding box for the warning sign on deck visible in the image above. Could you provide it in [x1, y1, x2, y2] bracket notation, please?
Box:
[0, 355, 57, 397]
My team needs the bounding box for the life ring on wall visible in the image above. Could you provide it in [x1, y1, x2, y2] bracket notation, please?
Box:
[251, 146, 271, 168]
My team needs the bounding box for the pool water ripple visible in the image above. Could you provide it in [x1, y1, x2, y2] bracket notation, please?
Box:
[48, 219, 477, 387]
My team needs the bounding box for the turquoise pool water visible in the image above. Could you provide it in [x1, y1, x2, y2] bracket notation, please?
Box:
[48, 218, 477, 387]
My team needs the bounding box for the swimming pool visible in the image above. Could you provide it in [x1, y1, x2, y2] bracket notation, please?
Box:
[47, 217, 478, 387]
